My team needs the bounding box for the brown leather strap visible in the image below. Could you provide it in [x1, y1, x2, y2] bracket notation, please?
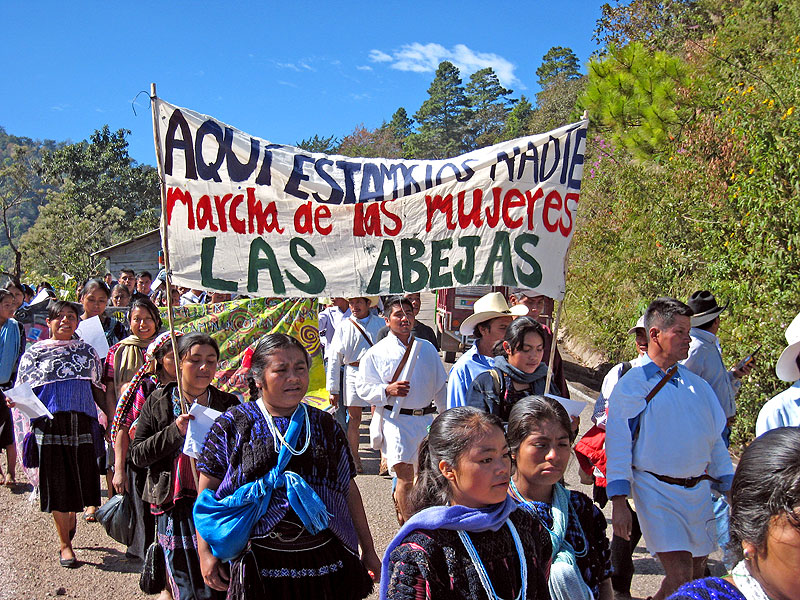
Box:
[632, 364, 679, 443]
[644, 470, 722, 488]
[346, 361, 360, 367]
[644, 364, 679, 403]
[349, 318, 374, 348]
[390, 337, 415, 383]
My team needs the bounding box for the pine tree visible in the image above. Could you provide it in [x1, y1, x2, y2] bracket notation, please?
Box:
[405, 61, 470, 159]
[501, 95, 534, 140]
[464, 67, 514, 149]
[536, 46, 582, 89]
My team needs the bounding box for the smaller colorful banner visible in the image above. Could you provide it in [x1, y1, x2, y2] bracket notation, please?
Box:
[160, 297, 328, 409]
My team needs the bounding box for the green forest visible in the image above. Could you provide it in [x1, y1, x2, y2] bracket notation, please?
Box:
[1, 0, 796, 443]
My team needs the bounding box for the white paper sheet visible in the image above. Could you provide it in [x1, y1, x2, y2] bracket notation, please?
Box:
[182, 402, 222, 459]
[5, 381, 54, 420]
[30, 288, 51, 306]
[545, 393, 586, 418]
[76, 315, 110, 359]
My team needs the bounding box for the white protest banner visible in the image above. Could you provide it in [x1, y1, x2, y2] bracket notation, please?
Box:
[155, 99, 586, 299]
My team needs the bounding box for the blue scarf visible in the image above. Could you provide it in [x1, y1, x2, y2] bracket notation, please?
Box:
[379, 496, 518, 600]
[0, 319, 20, 385]
[193, 403, 329, 562]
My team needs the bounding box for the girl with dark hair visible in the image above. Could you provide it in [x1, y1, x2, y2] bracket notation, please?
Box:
[9, 300, 106, 567]
[195, 333, 379, 600]
[667, 426, 800, 600]
[111, 332, 181, 577]
[507, 396, 612, 600]
[0, 289, 24, 484]
[3, 279, 24, 311]
[79, 278, 127, 347]
[95, 296, 162, 522]
[131, 332, 239, 600]
[383, 406, 552, 600]
[466, 316, 557, 422]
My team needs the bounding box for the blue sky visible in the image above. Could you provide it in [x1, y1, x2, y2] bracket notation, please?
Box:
[2, 1, 603, 167]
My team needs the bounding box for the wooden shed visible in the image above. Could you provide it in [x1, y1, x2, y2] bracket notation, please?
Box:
[92, 229, 161, 277]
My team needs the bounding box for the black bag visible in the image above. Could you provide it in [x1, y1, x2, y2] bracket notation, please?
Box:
[95, 493, 136, 547]
[139, 539, 166, 594]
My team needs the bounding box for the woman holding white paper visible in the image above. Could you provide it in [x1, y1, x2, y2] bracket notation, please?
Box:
[467, 316, 559, 423]
[11, 300, 107, 568]
[0, 289, 25, 485]
[79, 278, 127, 348]
[131, 333, 238, 600]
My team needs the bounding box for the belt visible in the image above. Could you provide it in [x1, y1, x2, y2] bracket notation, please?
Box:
[383, 404, 437, 416]
[346, 361, 360, 367]
[644, 470, 721, 488]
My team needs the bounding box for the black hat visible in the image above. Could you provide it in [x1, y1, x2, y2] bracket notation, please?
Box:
[687, 290, 727, 327]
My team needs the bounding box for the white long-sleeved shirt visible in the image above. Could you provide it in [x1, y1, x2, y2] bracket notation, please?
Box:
[592, 355, 643, 428]
[325, 314, 384, 394]
[318, 305, 350, 355]
[682, 328, 741, 418]
[755, 380, 800, 436]
[355, 333, 447, 413]
[605, 354, 734, 498]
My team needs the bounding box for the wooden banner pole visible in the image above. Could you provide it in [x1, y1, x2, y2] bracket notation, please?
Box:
[545, 111, 587, 395]
[149, 83, 187, 416]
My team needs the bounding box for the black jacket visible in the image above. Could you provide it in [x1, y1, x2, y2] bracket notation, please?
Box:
[130, 382, 239, 507]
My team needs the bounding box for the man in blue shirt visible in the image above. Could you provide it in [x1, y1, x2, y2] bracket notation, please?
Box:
[446, 292, 528, 409]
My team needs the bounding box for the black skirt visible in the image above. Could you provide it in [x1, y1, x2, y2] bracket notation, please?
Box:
[227, 518, 373, 600]
[35, 411, 101, 513]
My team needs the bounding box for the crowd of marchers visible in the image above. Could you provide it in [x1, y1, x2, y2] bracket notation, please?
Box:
[0, 273, 798, 600]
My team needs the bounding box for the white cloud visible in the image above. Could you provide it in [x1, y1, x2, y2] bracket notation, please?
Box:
[356, 65, 373, 71]
[368, 49, 393, 63]
[277, 80, 298, 88]
[368, 42, 522, 88]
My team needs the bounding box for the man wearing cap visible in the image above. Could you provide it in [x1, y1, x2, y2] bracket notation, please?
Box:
[325, 295, 383, 473]
[446, 292, 528, 409]
[607, 297, 734, 600]
[356, 295, 447, 524]
[508, 288, 570, 398]
[756, 312, 800, 434]
[681, 291, 753, 445]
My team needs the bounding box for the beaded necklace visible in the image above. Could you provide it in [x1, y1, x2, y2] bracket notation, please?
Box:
[457, 518, 527, 600]
[258, 400, 311, 455]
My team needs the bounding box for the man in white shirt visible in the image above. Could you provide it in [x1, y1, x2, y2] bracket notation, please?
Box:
[318, 297, 351, 360]
[682, 291, 753, 446]
[356, 296, 447, 524]
[325, 295, 383, 473]
[606, 297, 734, 600]
[756, 311, 800, 434]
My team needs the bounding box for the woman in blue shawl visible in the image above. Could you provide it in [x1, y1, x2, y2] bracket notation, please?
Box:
[0, 289, 25, 485]
[195, 333, 379, 600]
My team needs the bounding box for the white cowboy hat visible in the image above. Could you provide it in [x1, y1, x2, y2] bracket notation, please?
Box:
[776, 312, 800, 382]
[459, 292, 529, 336]
[346, 295, 380, 306]
[627, 315, 646, 335]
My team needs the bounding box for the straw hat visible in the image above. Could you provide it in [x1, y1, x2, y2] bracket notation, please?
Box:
[346, 295, 379, 306]
[627, 315, 646, 335]
[459, 292, 528, 336]
[776, 312, 800, 382]
[687, 290, 728, 327]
